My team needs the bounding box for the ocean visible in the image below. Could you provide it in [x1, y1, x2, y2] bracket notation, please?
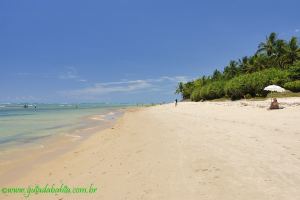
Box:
[0, 103, 129, 152]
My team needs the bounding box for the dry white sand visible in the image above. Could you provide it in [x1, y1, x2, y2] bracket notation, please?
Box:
[1, 98, 300, 200]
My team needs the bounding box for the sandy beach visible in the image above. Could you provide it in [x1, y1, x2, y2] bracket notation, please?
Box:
[1, 98, 300, 200]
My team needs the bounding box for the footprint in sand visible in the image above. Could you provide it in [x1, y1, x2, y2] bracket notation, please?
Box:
[212, 166, 221, 171]
[282, 146, 290, 150]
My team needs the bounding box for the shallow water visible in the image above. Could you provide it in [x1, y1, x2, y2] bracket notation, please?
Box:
[0, 103, 129, 151]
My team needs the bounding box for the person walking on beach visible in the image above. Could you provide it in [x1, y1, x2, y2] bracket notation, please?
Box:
[175, 99, 178, 107]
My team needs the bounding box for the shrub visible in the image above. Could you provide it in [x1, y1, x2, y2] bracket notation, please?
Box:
[191, 81, 225, 101]
[284, 80, 300, 92]
[244, 94, 252, 99]
[224, 78, 245, 100]
[190, 86, 202, 101]
[201, 81, 225, 100]
[224, 68, 290, 100]
[180, 81, 195, 99]
[288, 62, 300, 80]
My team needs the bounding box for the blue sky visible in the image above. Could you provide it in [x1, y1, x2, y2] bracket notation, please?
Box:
[1, 0, 299, 103]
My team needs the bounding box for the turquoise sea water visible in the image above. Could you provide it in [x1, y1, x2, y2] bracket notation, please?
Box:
[0, 103, 128, 150]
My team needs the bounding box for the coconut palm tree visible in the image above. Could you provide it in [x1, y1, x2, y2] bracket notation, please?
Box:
[275, 39, 287, 57]
[175, 82, 184, 94]
[257, 32, 278, 56]
[244, 55, 259, 73]
[270, 39, 288, 68]
[224, 60, 238, 79]
[212, 69, 223, 80]
[285, 37, 300, 65]
[245, 54, 270, 72]
[239, 56, 250, 73]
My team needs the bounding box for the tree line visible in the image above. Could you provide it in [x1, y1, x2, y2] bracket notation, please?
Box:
[176, 32, 300, 101]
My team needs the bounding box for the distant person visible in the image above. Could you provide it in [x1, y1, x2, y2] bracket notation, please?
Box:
[34, 105, 37, 111]
[270, 98, 279, 109]
[175, 99, 178, 107]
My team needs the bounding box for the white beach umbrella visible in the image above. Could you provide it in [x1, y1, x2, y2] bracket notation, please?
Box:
[264, 85, 285, 102]
[264, 85, 285, 92]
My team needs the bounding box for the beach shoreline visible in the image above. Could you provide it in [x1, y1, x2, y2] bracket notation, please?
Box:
[1, 98, 300, 199]
[0, 107, 128, 185]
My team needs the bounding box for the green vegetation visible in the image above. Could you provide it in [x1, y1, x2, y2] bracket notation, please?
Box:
[284, 80, 300, 92]
[267, 91, 300, 98]
[176, 33, 300, 101]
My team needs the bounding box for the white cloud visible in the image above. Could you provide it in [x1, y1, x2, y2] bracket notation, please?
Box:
[295, 29, 300, 33]
[62, 80, 151, 97]
[59, 76, 189, 99]
[158, 76, 189, 82]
